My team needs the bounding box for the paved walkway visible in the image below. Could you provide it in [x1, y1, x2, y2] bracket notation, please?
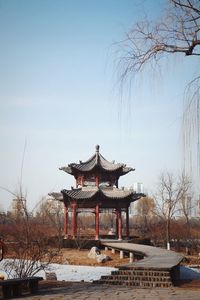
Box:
[102, 242, 183, 269]
[8, 282, 200, 300]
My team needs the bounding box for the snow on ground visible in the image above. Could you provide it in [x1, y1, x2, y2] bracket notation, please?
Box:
[36, 263, 117, 282]
[1, 259, 200, 282]
[180, 266, 200, 280]
[0, 259, 116, 282]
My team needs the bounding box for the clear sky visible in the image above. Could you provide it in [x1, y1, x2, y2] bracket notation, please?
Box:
[0, 0, 198, 212]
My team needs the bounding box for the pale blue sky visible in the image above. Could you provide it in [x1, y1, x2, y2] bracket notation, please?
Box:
[0, 0, 198, 212]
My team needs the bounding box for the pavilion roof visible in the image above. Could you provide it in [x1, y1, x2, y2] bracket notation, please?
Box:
[49, 192, 63, 201]
[59, 145, 134, 176]
[60, 186, 144, 202]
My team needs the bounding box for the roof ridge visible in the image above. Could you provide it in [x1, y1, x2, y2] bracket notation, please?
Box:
[59, 145, 134, 176]
[99, 152, 123, 167]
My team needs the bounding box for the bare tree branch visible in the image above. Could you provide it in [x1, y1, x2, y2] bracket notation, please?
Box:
[154, 171, 192, 249]
[116, 0, 200, 187]
[118, 1, 200, 81]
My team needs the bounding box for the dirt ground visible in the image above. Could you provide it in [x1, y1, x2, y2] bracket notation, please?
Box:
[52, 248, 200, 268]
[182, 254, 200, 266]
[2, 248, 200, 292]
[46, 248, 200, 290]
[52, 248, 130, 267]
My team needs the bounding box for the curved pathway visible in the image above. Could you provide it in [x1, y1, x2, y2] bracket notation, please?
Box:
[98, 242, 184, 287]
[102, 242, 183, 269]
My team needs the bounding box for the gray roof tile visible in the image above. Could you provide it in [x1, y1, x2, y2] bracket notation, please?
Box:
[61, 188, 97, 200]
[60, 186, 144, 201]
[59, 145, 134, 176]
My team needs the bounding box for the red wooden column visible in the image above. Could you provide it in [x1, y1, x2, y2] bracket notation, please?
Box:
[95, 175, 99, 187]
[95, 204, 99, 240]
[126, 206, 130, 239]
[115, 209, 118, 239]
[118, 208, 122, 240]
[64, 205, 68, 238]
[116, 179, 119, 188]
[72, 202, 77, 238]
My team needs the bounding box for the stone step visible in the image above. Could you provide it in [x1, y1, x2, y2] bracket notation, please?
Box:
[94, 279, 173, 288]
[111, 270, 171, 277]
[93, 267, 173, 288]
[101, 275, 171, 282]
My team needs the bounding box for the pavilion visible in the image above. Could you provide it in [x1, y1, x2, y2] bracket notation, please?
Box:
[51, 145, 145, 240]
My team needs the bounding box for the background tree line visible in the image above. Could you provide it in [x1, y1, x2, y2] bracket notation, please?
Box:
[1, 169, 200, 263]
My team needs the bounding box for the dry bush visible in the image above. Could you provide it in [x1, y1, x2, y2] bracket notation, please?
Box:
[1, 211, 60, 278]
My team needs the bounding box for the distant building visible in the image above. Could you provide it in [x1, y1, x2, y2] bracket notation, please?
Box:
[43, 197, 64, 215]
[129, 182, 144, 215]
[195, 195, 200, 217]
[132, 182, 144, 194]
[171, 194, 193, 218]
[184, 195, 193, 217]
[11, 197, 26, 217]
[129, 202, 137, 215]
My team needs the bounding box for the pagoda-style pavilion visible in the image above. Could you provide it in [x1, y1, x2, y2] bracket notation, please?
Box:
[51, 145, 144, 240]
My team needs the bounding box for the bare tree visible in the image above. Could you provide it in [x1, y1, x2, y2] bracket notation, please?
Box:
[118, 1, 200, 75]
[178, 173, 193, 224]
[36, 197, 64, 249]
[0, 188, 60, 278]
[117, 0, 200, 179]
[155, 171, 191, 249]
[135, 197, 156, 236]
[3, 216, 57, 278]
[136, 196, 156, 217]
[177, 174, 193, 251]
[0, 140, 60, 278]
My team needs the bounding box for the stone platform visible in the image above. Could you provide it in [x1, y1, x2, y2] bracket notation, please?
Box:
[94, 242, 184, 287]
[5, 281, 200, 300]
[101, 242, 183, 269]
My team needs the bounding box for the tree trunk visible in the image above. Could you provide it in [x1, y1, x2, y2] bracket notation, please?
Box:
[166, 218, 170, 250]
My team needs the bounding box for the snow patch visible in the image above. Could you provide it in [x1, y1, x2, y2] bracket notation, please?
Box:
[0, 259, 116, 282]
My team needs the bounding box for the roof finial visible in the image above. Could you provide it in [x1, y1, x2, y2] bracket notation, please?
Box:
[96, 145, 100, 152]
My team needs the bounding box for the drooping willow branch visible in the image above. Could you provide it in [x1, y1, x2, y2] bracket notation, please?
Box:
[116, 0, 200, 181]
